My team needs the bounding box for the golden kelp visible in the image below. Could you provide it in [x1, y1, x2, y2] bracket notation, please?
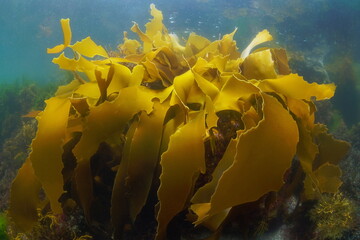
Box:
[9, 4, 349, 239]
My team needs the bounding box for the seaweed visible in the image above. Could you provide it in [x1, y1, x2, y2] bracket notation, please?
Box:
[8, 4, 351, 239]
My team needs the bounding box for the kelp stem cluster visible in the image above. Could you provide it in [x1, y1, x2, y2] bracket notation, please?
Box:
[8, 4, 350, 239]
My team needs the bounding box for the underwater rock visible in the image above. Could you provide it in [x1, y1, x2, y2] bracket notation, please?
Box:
[0, 120, 36, 211]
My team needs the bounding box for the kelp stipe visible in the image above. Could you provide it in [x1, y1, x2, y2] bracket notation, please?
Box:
[8, 4, 350, 239]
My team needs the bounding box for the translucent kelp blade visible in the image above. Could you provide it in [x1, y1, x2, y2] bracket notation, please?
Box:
[191, 139, 237, 229]
[107, 63, 134, 93]
[271, 48, 291, 75]
[257, 74, 336, 101]
[314, 163, 342, 193]
[52, 53, 97, 72]
[9, 158, 42, 232]
[73, 86, 173, 163]
[111, 118, 139, 238]
[156, 111, 206, 240]
[145, 4, 164, 38]
[193, 139, 237, 204]
[314, 130, 350, 168]
[218, 28, 239, 59]
[131, 22, 153, 52]
[127, 101, 169, 222]
[296, 118, 319, 174]
[214, 76, 259, 112]
[193, 71, 219, 100]
[242, 49, 277, 80]
[184, 33, 211, 57]
[196, 93, 298, 222]
[30, 97, 71, 214]
[74, 158, 93, 221]
[47, 18, 72, 54]
[241, 29, 273, 59]
[172, 70, 195, 107]
[71, 37, 109, 58]
[205, 96, 218, 129]
[119, 31, 142, 55]
[55, 79, 82, 98]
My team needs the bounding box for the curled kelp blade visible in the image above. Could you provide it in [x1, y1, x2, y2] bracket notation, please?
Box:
[47, 18, 71, 54]
[30, 97, 71, 214]
[156, 111, 206, 240]
[192, 93, 299, 225]
[240, 29, 273, 59]
[9, 158, 42, 232]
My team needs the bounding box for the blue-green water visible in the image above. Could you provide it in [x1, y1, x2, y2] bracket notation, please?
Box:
[1, 0, 358, 77]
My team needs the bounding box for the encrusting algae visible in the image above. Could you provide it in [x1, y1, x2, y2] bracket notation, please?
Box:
[7, 4, 352, 239]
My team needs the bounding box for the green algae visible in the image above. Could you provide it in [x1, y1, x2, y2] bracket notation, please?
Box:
[0, 213, 9, 240]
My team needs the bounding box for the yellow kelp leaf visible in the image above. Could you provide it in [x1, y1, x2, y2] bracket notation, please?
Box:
[194, 71, 219, 100]
[205, 96, 218, 129]
[107, 63, 131, 94]
[214, 76, 259, 112]
[75, 82, 101, 101]
[241, 49, 277, 80]
[287, 97, 315, 129]
[192, 58, 219, 98]
[126, 101, 169, 222]
[192, 138, 237, 205]
[74, 158, 93, 221]
[9, 158, 42, 232]
[241, 106, 261, 130]
[143, 58, 163, 82]
[30, 97, 71, 214]
[314, 131, 350, 168]
[200, 93, 298, 221]
[159, 105, 186, 156]
[172, 70, 195, 107]
[52, 53, 97, 72]
[119, 31, 141, 55]
[218, 28, 239, 59]
[73, 86, 173, 162]
[184, 33, 211, 57]
[70, 97, 89, 116]
[314, 163, 342, 193]
[92, 57, 137, 65]
[129, 64, 145, 87]
[71, 36, 109, 58]
[156, 111, 206, 240]
[55, 79, 82, 97]
[145, 4, 164, 38]
[187, 81, 206, 108]
[107, 63, 141, 94]
[47, 18, 72, 53]
[131, 22, 153, 52]
[240, 29, 273, 59]
[52, 53, 77, 71]
[168, 33, 186, 53]
[303, 174, 318, 200]
[111, 117, 139, 238]
[257, 74, 336, 101]
[296, 118, 319, 174]
[271, 48, 291, 75]
[191, 203, 231, 231]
